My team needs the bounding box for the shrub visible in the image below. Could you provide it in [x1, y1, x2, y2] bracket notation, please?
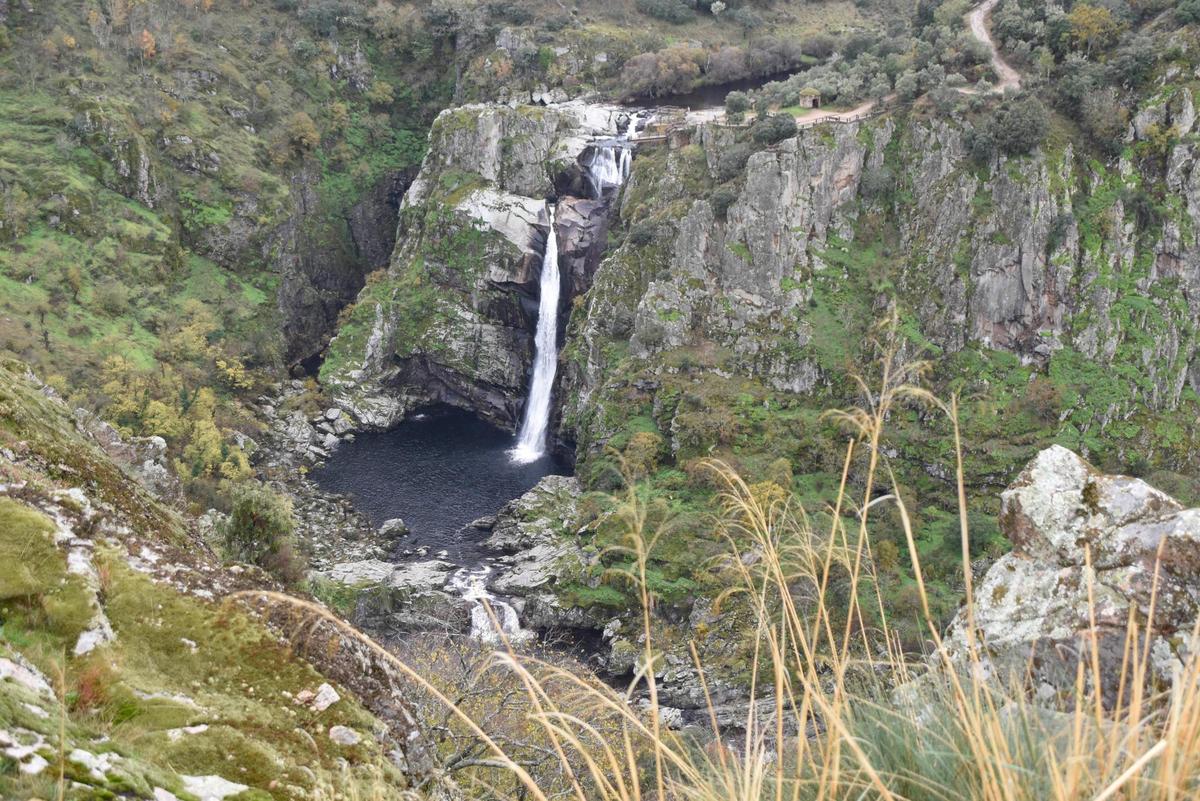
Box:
[727, 6, 762, 30]
[1023, 376, 1062, 422]
[725, 90, 751, 118]
[93, 279, 131, 317]
[860, 165, 894, 201]
[365, 80, 395, 106]
[1178, 0, 1200, 23]
[618, 46, 705, 98]
[1079, 88, 1128, 157]
[286, 111, 320, 151]
[750, 114, 797, 145]
[715, 143, 752, 182]
[710, 184, 739, 218]
[635, 0, 692, 23]
[628, 221, 658, 246]
[624, 431, 665, 478]
[299, 0, 364, 35]
[802, 34, 837, 60]
[1067, 3, 1125, 55]
[708, 47, 749, 84]
[895, 70, 919, 100]
[222, 482, 306, 585]
[973, 95, 1049, 160]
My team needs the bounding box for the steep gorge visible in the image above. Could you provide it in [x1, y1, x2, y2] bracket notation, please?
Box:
[327, 90, 1200, 472]
[310, 84, 1200, 693]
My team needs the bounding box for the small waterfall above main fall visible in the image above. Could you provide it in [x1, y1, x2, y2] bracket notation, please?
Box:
[511, 203, 562, 464]
[585, 137, 632, 199]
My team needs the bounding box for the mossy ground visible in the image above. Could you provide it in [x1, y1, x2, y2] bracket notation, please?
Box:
[0, 364, 410, 800]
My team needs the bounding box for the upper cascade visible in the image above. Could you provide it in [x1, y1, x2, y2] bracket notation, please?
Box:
[585, 138, 633, 199]
[511, 203, 562, 463]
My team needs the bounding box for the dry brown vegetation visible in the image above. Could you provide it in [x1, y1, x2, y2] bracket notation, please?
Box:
[242, 317, 1200, 801]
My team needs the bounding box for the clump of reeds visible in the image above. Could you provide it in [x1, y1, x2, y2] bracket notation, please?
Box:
[241, 313, 1200, 801]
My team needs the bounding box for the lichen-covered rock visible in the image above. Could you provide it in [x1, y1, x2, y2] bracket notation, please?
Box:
[70, 101, 162, 209]
[72, 408, 182, 502]
[480, 476, 600, 627]
[313, 559, 470, 633]
[944, 445, 1200, 701]
[486, 477, 586, 598]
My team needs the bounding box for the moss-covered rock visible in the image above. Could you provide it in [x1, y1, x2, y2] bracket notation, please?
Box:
[323, 102, 629, 431]
[0, 363, 436, 800]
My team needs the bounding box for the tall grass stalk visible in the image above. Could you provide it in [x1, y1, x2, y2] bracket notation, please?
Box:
[235, 320, 1200, 800]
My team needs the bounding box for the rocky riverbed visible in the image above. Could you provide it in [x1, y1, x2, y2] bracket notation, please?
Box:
[250, 381, 391, 569]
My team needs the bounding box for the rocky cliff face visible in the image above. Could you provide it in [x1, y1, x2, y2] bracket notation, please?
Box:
[322, 102, 629, 430]
[897, 112, 1200, 411]
[556, 90, 1200, 474]
[276, 166, 418, 370]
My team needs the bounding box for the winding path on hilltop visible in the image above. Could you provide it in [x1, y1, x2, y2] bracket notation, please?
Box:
[673, 0, 1021, 130]
[966, 0, 1021, 92]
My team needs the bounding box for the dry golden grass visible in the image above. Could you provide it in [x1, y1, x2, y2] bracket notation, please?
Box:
[236, 313, 1200, 801]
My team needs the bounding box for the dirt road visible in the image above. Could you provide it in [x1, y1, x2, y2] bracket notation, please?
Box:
[967, 0, 1021, 92]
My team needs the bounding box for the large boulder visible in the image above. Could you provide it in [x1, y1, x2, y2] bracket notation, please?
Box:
[485, 476, 587, 596]
[944, 445, 1200, 702]
[478, 476, 607, 628]
[312, 559, 470, 633]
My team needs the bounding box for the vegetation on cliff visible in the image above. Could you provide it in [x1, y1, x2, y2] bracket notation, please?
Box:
[4, 0, 1200, 798]
[0, 361, 425, 799]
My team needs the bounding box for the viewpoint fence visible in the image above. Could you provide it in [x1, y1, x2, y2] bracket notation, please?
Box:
[630, 103, 886, 147]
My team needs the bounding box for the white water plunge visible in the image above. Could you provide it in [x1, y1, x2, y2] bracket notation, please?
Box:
[511, 203, 561, 464]
[447, 566, 528, 645]
[587, 141, 632, 199]
[512, 140, 633, 464]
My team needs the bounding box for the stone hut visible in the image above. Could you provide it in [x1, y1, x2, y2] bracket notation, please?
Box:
[798, 87, 821, 109]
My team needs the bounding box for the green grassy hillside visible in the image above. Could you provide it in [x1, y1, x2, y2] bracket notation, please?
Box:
[0, 360, 429, 799]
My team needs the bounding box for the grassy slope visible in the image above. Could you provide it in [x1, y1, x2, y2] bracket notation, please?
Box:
[0, 360, 413, 800]
[0, 0, 443, 496]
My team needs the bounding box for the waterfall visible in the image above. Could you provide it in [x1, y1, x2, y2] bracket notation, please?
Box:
[587, 140, 631, 199]
[447, 566, 526, 645]
[511, 203, 561, 464]
[511, 138, 633, 464]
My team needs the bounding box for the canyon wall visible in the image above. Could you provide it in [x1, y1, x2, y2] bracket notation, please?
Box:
[322, 102, 628, 429]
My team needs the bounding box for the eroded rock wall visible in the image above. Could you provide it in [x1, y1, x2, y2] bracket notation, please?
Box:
[560, 90, 1200, 468]
[322, 102, 628, 430]
[276, 165, 417, 369]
